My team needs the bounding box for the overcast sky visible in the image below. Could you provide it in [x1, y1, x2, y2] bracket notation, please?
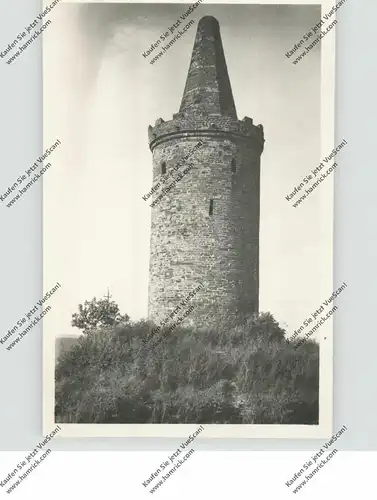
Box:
[44, 3, 334, 340]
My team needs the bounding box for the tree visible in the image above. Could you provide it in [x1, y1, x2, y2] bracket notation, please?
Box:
[71, 291, 129, 334]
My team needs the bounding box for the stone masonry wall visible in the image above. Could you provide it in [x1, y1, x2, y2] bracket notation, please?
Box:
[148, 131, 261, 330]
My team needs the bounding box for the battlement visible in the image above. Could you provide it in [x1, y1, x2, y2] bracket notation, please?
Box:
[148, 114, 264, 152]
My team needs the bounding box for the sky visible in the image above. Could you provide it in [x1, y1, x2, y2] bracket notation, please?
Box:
[43, 3, 333, 340]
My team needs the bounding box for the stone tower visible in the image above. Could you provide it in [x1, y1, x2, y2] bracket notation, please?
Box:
[147, 16, 264, 329]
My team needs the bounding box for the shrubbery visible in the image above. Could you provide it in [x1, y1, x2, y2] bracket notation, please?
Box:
[55, 312, 319, 425]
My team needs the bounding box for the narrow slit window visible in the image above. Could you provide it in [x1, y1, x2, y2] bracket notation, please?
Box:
[209, 199, 214, 216]
[161, 162, 167, 175]
[231, 159, 236, 174]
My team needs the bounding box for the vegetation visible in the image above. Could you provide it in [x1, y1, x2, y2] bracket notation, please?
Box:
[71, 293, 129, 333]
[56, 300, 319, 425]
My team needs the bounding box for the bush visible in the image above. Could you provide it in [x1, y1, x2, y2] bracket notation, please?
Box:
[55, 314, 319, 424]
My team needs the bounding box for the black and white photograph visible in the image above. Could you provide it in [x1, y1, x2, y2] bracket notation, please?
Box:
[43, 0, 336, 438]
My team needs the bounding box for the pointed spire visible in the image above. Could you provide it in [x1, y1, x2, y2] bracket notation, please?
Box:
[179, 16, 237, 119]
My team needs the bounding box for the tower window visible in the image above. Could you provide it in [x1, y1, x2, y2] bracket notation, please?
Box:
[231, 159, 236, 174]
[209, 199, 214, 216]
[161, 162, 166, 175]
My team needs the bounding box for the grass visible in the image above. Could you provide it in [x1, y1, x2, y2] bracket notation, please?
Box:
[55, 313, 319, 424]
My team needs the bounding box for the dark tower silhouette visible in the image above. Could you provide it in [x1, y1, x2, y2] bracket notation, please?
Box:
[147, 16, 265, 329]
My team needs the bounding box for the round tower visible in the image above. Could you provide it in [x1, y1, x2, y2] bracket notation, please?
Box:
[147, 16, 264, 329]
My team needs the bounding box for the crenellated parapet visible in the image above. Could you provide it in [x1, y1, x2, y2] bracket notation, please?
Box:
[148, 113, 264, 152]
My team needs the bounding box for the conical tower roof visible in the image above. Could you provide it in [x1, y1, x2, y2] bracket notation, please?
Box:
[179, 16, 237, 119]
